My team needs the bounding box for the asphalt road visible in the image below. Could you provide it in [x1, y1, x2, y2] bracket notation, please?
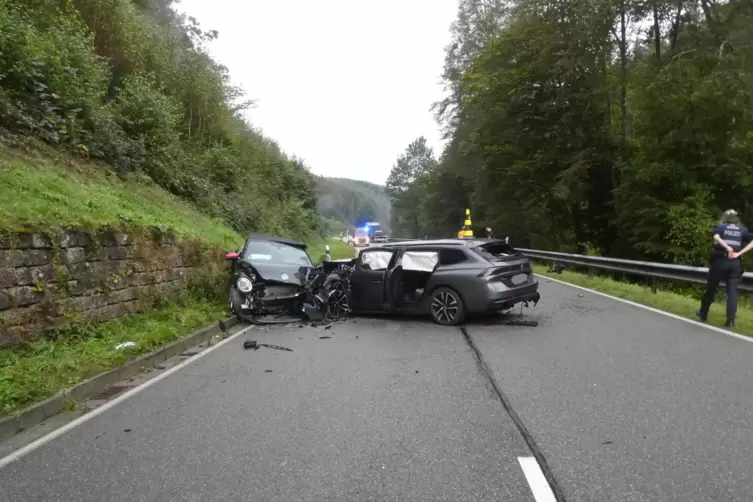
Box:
[2, 278, 753, 501]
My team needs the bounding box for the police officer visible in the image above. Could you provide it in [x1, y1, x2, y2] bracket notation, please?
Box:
[485, 227, 496, 239]
[697, 209, 753, 329]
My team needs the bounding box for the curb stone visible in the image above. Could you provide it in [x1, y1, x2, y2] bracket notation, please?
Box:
[0, 316, 243, 442]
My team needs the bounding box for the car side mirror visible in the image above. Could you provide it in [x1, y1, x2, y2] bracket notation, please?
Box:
[225, 252, 240, 260]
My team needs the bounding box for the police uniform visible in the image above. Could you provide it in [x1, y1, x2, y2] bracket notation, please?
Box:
[697, 222, 753, 326]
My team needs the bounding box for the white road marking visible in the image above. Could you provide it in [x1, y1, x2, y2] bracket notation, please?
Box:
[0, 325, 252, 470]
[518, 456, 556, 502]
[538, 274, 753, 344]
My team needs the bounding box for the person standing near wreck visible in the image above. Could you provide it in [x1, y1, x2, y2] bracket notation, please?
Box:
[697, 209, 753, 329]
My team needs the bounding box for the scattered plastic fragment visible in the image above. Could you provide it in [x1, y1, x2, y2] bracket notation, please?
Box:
[115, 342, 136, 351]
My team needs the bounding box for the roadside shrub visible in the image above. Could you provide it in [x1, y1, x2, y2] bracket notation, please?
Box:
[85, 74, 180, 179]
[0, 5, 108, 143]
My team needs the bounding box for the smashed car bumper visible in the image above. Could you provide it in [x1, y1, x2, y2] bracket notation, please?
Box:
[483, 282, 541, 312]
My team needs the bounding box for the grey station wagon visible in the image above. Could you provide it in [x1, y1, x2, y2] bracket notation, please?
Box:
[342, 238, 541, 326]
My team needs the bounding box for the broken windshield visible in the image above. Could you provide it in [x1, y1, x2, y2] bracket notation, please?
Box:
[242, 241, 312, 266]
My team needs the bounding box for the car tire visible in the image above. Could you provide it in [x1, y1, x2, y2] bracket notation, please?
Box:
[429, 287, 466, 326]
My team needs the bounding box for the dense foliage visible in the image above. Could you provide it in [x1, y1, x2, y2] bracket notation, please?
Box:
[0, 0, 321, 240]
[317, 177, 392, 233]
[387, 0, 753, 265]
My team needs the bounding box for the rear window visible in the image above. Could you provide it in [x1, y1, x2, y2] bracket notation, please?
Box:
[471, 242, 519, 261]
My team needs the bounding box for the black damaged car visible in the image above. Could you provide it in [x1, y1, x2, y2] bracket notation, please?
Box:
[225, 234, 349, 324]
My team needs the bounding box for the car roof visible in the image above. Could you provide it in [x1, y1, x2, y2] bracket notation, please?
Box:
[383, 238, 505, 249]
[246, 233, 307, 250]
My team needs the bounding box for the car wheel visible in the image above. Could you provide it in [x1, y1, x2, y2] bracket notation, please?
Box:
[327, 283, 350, 317]
[429, 287, 466, 326]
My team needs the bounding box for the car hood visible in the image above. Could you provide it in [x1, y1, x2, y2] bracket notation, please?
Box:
[247, 262, 309, 286]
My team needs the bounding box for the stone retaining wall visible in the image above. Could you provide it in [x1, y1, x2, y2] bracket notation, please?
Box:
[0, 228, 223, 345]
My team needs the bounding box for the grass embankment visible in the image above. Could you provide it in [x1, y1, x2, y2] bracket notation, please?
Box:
[0, 297, 226, 416]
[0, 148, 346, 416]
[534, 263, 753, 337]
[0, 147, 242, 247]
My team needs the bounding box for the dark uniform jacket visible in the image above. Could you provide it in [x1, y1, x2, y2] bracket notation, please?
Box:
[711, 223, 753, 258]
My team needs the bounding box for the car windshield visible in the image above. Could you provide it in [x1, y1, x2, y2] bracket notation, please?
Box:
[471, 241, 519, 260]
[355, 229, 368, 237]
[242, 240, 312, 266]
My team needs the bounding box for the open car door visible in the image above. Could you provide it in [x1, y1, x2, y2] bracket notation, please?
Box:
[349, 248, 396, 312]
[384, 248, 442, 310]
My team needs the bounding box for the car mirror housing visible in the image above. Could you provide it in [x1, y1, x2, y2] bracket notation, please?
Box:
[225, 252, 240, 260]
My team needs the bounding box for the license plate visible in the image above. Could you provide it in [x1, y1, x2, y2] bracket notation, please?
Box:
[511, 273, 528, 285]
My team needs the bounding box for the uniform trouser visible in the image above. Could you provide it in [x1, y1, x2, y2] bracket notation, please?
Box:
[699, 257, 742, 322]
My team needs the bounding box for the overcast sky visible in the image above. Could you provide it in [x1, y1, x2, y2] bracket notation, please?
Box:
[176, 0, 458, 185]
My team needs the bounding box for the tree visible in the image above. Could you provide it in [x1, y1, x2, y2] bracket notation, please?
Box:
[386, 137, 438, 237]
[391, 0, 753, 264]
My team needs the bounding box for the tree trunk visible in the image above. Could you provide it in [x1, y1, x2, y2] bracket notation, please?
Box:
[652, 3, 661, 60]
[670, 2, 683, 49]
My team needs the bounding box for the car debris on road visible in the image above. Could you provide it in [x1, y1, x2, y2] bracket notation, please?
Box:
[243, 340, 293, 352]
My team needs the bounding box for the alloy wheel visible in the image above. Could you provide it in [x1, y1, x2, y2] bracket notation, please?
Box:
[431, 291, 459, 324]
[327, 287, 350, 317]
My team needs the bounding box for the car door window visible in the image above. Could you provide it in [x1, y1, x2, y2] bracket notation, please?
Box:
[439, 249, 467, 266]
[359, 250, 394, 271]
[401, 251, 439, 272]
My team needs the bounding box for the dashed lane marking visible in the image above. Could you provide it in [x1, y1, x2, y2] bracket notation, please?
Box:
[519, 456, 557, 502]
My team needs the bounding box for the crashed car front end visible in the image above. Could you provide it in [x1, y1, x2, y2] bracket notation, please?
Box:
[230, 265, 317, 324]
[228, 248, 356, 325]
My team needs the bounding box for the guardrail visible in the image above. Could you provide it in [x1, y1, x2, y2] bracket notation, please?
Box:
[377, 238, 751, 293]
[518, 248, 753, 293]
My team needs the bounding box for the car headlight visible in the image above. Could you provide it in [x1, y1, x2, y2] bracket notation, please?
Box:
[237, 276, 253, 293]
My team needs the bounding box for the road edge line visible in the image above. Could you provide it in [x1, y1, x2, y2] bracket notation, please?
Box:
[537, 274, 753, 344]
[0, 324, 252, 471]
[519, 457, 557, 502]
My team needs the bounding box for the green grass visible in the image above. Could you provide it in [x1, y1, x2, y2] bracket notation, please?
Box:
[0, 298, 227, 416]
[0, 146, 241, 248]
[534, 263, 753, 337]
[306, 237, 355, 263]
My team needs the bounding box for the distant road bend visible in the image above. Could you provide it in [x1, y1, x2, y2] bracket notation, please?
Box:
[2, 279, 753, 501]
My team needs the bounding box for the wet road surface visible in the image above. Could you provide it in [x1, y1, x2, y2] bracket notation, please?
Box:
[2, 279, 753, 501]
